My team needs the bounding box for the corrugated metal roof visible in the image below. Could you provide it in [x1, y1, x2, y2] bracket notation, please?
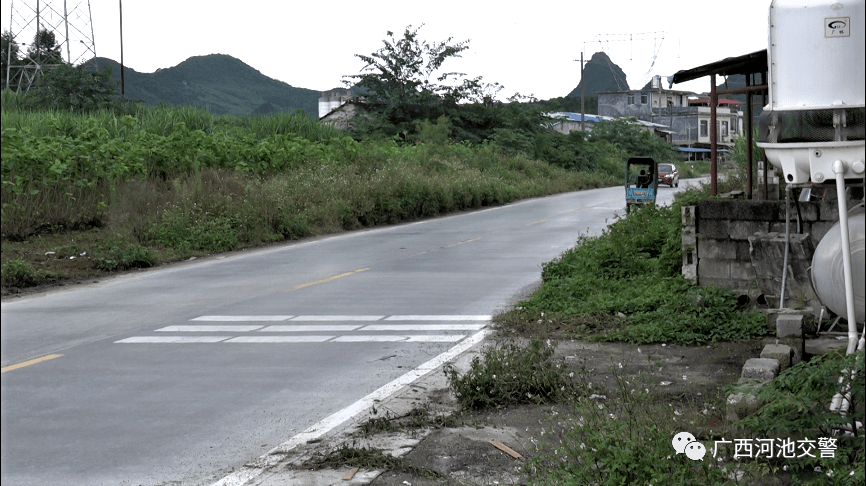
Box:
[672, 50, 768, 84]
[545, 112, 605, 123]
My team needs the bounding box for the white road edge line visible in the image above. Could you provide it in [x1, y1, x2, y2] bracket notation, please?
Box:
[210, 329, 492, 486]
[385, 315, 491, 321]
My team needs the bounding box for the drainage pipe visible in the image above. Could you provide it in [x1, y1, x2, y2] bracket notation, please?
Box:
[828, 160, 862, 422]
[831, 161, 858, 355]
[780, 185, 791, 308]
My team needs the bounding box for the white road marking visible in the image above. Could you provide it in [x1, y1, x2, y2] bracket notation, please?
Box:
[116, 336, 231, 343]
[225, 336, 334, 343]
[155, 325, 264, 332]
[333, 335, 411, 342]
[260, 325, 362, 332]
[120, 316, 490, 345]
[361, 324, 486, 331]
[333, 335, 466, 343]
[405, 335, 467, 342]
[385, 315, 491, 321]
[210, 329, 492, 486]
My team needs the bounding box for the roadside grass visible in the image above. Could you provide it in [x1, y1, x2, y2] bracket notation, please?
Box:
[496, 188, 769, 347]
[525, 363, 735, 485]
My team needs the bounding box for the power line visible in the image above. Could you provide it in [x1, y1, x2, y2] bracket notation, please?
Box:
[591, 31, 669, 89]
[5, 0, 96, 92]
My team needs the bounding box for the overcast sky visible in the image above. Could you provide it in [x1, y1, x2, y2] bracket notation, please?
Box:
[4, 0, 772, 101]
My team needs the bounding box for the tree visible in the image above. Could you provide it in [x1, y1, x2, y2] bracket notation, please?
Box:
[589, 118, 677, 164]
[344, 25, 501, 138]
[27, 29, 63, 65]
[30, 29, 63, 64]
[27, 63, 121, 112]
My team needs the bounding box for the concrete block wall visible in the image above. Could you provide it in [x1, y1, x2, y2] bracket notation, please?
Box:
[690, 198, 839, 309]
[681, 206, 697, 283]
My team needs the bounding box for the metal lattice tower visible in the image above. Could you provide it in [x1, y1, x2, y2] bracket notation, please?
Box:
[4, 0, 96, 92]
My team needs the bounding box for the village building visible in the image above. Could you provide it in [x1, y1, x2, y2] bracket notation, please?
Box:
[597, 76, 745, 160]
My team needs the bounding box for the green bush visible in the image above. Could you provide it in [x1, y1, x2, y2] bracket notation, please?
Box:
[93, 234, 156, 271]
[445, 338, 583, 409]
[0, 258, 58, 287]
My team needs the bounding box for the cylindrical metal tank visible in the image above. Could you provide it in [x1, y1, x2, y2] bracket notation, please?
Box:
[812, 204, 866, 322]
[757, 0, 865, 184]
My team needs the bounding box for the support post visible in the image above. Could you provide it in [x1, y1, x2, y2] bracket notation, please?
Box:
[710, 74, 718, 196]
[746, 74, 754, 199]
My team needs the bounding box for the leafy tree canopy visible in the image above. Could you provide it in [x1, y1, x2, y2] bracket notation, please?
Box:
[27, 29, 63, 65]
[589, 118, 677, 163]
[344, 25, 502, 138]
[27, 63, 126, 112]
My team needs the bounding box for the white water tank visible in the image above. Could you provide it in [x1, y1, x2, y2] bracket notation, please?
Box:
[757, 0, 865, 184]
[318, 93, 331, 119]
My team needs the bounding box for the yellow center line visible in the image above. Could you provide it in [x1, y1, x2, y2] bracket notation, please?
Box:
[2, 354, 63, 373]
[526, 219, 548, 226]
[286, 267, 369, 292]
[445, 237, 481, 248]
[573, 198, 621, 213]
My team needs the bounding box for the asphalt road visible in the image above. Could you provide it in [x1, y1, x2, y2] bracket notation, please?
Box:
[1, 181, 696, 485]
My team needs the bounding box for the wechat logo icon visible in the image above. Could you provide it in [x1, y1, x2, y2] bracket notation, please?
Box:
[672, 431, 706, 461]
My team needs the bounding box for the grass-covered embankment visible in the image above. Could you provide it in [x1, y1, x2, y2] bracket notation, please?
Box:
[1, 96, 625, 291]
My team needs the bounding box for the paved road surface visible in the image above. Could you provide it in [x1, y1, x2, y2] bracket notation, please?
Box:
[1, 181, 697, 485]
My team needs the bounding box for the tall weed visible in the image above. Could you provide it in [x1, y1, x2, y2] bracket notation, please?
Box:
[445, 338, 584, 409]
[730, 350, 865, 484]
[525, 365, 732, 485]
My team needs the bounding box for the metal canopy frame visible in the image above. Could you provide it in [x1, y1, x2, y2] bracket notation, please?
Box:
[673, 50, 770, 198]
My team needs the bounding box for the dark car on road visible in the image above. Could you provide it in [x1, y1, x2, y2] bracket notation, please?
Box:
[658, 163, 679, 187]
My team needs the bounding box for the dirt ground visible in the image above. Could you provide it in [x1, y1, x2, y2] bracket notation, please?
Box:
[321, 338, 770, 486]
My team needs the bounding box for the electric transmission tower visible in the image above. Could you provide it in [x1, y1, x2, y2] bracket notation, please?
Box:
[4, 0, 96, 92]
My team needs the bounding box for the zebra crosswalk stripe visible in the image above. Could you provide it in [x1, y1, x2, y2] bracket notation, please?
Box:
[115, 315, 489, 344]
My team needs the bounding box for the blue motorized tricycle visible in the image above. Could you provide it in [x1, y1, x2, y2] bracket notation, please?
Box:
[625, 156, 658, 211]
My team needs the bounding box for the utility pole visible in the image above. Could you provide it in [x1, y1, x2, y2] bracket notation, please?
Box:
[119, 0, 124, 97]
[574, 49, 587, 132]
[581, 51, 586, 132]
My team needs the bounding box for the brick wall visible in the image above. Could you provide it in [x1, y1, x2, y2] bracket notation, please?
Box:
[683, 198, 840, 309]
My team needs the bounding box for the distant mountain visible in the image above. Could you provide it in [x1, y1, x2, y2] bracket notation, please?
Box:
[567, 52, 629, 98]
[86, 54, 327, 117]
